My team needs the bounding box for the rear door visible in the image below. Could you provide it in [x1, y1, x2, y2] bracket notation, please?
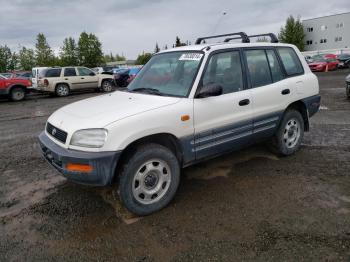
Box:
[76, 67, 99, 89]
[193, 49, 253, 160]
[63, 67, 80, 89]
[245, 47, 304, 141]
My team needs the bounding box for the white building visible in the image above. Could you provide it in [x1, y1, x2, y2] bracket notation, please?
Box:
[302, 12, 350, 54]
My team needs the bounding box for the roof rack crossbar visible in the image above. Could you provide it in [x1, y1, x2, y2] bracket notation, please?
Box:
[224, 33, 279, 43]
[249, 33, 279, 43]
[195, 32, 250, 45]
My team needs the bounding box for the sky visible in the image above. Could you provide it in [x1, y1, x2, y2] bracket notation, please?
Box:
[0, 0, 349, 59]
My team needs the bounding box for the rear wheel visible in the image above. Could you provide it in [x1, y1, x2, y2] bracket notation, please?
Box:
[10, 87, 25, 101]
[55, 84, 70, 97]
[118, 144, 180, 216]
[270, 110, 304, 156]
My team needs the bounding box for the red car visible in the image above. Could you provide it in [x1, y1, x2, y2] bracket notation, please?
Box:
[308, 57, 339, 72]
[0, 75, 32, 101]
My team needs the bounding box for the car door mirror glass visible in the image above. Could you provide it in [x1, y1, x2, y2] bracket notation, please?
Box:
[196, 84, 223, 98]
[89, 72, 96, 76]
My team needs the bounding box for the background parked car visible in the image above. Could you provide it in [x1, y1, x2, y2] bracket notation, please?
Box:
[15, 71, 32, 80]
[0, 74, 32, 101]
[113, 68, 141, 87]
[308, 57, 339, 72]
[0, 73, 11, 78]
[38, 66, 114, 97]
[337, 54, 350, 69]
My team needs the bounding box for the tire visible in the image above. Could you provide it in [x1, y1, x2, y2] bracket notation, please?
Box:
[101, 80, 113, 92]
[55, 84, 70, 97]
[270, 110, 304, 156]
[118, 143, 180, 216]
[10, 87, 25, 101]
[346, 84, 350, 99]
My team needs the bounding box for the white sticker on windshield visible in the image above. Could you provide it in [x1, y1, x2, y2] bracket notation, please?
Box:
[179, 53, 203, 61]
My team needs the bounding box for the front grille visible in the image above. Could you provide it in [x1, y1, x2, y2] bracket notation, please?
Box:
[46, 122, 68, 144]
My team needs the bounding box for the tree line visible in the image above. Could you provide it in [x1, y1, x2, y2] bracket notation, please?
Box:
[0, 32, 125, 72]
[1, 16, 305, 73]
[136, 36, 190, 65]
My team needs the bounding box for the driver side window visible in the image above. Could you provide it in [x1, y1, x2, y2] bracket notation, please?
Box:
[202, 51, 244, 94]
[78, 67, 94, 76]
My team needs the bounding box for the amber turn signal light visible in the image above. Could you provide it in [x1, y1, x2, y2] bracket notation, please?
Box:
[181, 115, 190, 121]
[66, 163, 93, 172]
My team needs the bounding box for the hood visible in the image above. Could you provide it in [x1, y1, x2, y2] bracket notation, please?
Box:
[48, 91, 181, 132]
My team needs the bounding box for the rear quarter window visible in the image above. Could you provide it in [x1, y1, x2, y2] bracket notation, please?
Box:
[45, 68, 62, 77]
[277, 47, 304, 76]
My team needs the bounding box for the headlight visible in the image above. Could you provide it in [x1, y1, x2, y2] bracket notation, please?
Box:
[70, 129, 108, 148]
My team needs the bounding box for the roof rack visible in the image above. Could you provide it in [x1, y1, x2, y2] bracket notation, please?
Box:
[195, 32, 250, 45]
[224, 33, 279, 43]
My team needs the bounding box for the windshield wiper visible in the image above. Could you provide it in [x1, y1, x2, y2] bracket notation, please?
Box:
[131, 87, 164, 96]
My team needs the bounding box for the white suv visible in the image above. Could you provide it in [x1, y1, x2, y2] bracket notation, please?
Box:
[39, 32, 320, 215]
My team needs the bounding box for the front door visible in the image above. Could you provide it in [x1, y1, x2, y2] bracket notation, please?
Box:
[193, 50, 253, 160]
[76, 67, 99, 89]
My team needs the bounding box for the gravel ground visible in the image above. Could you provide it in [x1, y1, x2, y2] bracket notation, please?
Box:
[1, 70, 350, 261]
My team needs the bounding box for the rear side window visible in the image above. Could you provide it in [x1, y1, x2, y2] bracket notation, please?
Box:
[266, 50, 284, 82]
[45, 68, 61, 77]
[277, 47, 304, 76]
[245, 50, 272, 88]
[64, 68, 77, 77]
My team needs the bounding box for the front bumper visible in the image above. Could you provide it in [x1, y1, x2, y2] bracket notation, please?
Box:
[0, 88, 9, 95]
[38, 131, 121, 186]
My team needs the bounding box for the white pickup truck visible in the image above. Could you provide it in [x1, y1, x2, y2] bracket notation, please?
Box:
[39, 32, 320, 215]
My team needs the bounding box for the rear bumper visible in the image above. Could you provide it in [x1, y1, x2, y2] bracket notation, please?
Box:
[38, 131, 121, 186]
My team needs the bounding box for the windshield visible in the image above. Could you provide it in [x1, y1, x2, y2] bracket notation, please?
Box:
[127, 51, 204, 97]
[313, 58, 326, 62]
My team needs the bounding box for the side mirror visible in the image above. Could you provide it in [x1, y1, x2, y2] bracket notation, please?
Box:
[89, 72, 96, 76]
[196, 83, 223, 98]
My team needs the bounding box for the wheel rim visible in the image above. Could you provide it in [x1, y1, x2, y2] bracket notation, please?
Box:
[13, 89, 24, 100]
[132, 159, 171, 205]
[102, 81, 112, 92]
[57, 85, 68, 96]
[283, 118, 301, 149]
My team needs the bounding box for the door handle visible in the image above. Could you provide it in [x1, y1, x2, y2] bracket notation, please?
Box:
[81, 77, 85, 79]
[239, 99, 250, 106]
[281, 89, 290, 95]
[64, 78, 68, 80]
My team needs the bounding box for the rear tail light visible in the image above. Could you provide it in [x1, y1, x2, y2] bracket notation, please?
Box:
[44, 79, 49, 86]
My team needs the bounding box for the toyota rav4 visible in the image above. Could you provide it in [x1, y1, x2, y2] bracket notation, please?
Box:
[39, 32, 320, 215]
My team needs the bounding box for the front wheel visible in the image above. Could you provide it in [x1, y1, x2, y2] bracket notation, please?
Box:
[118, 144, 180, 216]
[270, 110, 304, 156]
[101, 80, 113, 92]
